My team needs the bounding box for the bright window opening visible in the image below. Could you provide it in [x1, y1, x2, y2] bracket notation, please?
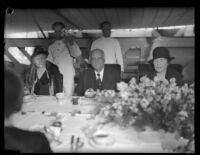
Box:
[8, 47, 30, 65]
[4, 31, 49, 38]
[25, 47, 35, 56]
[4, 55, 12, 62]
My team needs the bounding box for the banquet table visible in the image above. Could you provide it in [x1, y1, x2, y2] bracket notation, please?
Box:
[12, 95, 167, 153]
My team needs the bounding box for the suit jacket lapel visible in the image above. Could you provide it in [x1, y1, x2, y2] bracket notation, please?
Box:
[102, 66, 107, 89]
[90, 69, 97, 90]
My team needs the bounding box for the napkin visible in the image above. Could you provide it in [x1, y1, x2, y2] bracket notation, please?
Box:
[49, 126, 62, 137]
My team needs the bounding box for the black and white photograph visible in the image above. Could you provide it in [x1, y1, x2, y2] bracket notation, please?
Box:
[4, 7, 195, 153]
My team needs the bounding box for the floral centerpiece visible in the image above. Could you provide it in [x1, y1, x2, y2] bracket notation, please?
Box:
[94, 76, 195, 153]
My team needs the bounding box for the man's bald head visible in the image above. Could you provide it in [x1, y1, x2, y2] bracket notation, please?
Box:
[90, 49, 105, 60]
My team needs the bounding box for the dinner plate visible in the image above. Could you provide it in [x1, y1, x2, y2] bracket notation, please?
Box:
[88, 133, 115, 148]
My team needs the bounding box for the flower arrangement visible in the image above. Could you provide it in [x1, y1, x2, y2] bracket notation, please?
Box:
[95, 76, 195, 152]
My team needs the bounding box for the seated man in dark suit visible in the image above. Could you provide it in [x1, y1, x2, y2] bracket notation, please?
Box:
[76, 49, 121, 96]
[4, 69, 52, 153]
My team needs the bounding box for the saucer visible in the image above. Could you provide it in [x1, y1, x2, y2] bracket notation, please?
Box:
[88, 134, 115, 148]
[29, 124, 44, 132]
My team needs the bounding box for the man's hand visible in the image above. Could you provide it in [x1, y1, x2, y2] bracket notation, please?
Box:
[64, 36, 74, 46]
[73, 62, 80, 69]
[73, 55, 82, 69]
[24, 86, 30, 95]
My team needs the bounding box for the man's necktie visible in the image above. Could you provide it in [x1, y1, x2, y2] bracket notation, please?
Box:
[97, 73, 102, 90]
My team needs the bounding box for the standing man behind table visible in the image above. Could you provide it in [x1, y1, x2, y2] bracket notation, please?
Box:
[91, 21, 124, 74]
[48, 22, 82, 96]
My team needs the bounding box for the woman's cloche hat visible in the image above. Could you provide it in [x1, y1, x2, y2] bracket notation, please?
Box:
[149, 47, 174, 63]
[31, 46, 48, 60]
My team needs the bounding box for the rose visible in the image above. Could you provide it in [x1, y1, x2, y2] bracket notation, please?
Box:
[129, 77, 137, 85]
[113, 102, 122, 110]
[140, 98, 150, 109]
[140, 76, 150, 83]
[150, 81, 156, 87]
[164, 93, 172, 101]
[104, 90, 116, 97]
[119, 91, 131, 100]
[177, 111, 188, 121]
[175, 92, 181, 100]
[129, 104, 139, 113]
[170, 78, 176, 84]
[117, 81, 128, 92]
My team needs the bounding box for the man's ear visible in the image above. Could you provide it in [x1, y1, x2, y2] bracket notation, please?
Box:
[102, 58, 105, 64]
[89, 57, 92, 64]
[89, 51, 93, 64]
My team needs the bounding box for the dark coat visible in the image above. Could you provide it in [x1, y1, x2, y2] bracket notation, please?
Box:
[147, 66, 183, 86]
[76, 65, 121, 96]
[45, 61, 63, 94]
[23, 61, 63, 95]
[4, 126, 52, 153]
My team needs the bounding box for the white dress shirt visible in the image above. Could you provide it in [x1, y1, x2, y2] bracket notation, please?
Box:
[91, 36, 124, 71]
[94, 68, 104, 81]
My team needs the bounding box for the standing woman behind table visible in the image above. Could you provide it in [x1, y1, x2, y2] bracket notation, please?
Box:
[23, 46, 63, 96]
[148, 47, 183, 86]
[47, 21, 82, 96]
[5, 69, 52, 153]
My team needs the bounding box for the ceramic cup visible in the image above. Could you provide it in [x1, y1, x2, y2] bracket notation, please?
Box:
[56, 92, 65, 104]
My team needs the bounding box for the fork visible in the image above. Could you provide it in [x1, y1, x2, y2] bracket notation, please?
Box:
[75, 137, 84, 152]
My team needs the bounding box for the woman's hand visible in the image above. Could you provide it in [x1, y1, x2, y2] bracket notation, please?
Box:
[24, 86, 30, 95]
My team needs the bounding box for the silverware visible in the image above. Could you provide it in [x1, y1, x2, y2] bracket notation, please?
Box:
[70, 135, 74, 152]
[21, 110, 35, 115]
[77, 139, 84, 152]
[75, 137, 84, 152]
[70, 135, 84, 152]
[44, 126, 62, 144]
[74, 137, 80, 152]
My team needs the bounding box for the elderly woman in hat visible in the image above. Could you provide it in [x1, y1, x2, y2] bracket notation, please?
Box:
[148, 47, 183, 85]
[23, 46, 63, 95]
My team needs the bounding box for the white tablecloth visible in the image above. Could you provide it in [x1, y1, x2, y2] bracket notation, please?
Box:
[12, 95, 164, 153]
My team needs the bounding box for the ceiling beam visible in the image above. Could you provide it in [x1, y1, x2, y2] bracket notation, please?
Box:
[5, 38, 92, 48]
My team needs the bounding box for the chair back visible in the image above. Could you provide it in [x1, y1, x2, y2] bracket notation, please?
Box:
[124, 47, 141, 72]
[138, 63, 154, 78]
[105, 64, 121, 73]
[168, 64, 183, 74]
